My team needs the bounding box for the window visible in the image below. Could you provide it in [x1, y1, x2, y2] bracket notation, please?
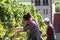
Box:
[35, 0, 37, 6]
[43, 9, 48, 14]
[36, 9, 40, 13]
[43, 0, 48, 6]
[44, 9, 45, 14]
[35, 0, 41, 6]
[38, 0, 40, 6]
[43, 0, 45, 5]
[46, 0, 48, 5]
[46, 9, 48, 14]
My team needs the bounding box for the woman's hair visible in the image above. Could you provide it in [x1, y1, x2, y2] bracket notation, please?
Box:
[23, 14, 30, 20]
[26, 12, 31, 18]
[23, 12, 32, 20]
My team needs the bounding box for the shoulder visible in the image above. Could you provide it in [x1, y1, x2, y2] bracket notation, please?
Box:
[29, 21, 37, 26]
[31, 21, 36, 25]
[31, 18, 35, 21]
[48, 23, 54, 29]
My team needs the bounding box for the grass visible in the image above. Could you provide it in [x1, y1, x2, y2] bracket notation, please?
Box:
[17, 0, 31, 2]
[55, 0, 60, 1]
[18, 0, 60, 2]
[19, 2, 31, 5]
[17, 0, 60, 5]
[17, 0, 31, 5]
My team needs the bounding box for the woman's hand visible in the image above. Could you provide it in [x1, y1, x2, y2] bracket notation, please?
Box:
[42, 34, 48, 37]
[16, 27, 24, 32]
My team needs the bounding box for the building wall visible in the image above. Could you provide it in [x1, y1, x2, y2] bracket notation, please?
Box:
[36, 6, 51, 21]
[31, 0, 55, 23]
[51, 0, 55, 23]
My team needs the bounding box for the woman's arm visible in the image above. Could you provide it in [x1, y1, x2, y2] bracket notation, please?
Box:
[16, 27, 24, 32]
[16, 24, 29, 32]
[42, 34, 48, 37]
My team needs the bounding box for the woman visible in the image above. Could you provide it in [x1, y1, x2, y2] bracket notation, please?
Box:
[26, 12, 42, 34]
[26, 12, 40, 30]
[16, 14, 42, 40]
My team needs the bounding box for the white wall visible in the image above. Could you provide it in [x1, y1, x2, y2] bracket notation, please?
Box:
[32, 0, 55, 22]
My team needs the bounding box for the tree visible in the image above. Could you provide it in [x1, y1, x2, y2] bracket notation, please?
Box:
[55, 2, 60, 12]
[55, 4, 60, 12]
[0, 0, 46, 40]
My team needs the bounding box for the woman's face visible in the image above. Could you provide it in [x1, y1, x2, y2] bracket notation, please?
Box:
[23, 19, 31, 24]
[23, 18, 27, 24]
